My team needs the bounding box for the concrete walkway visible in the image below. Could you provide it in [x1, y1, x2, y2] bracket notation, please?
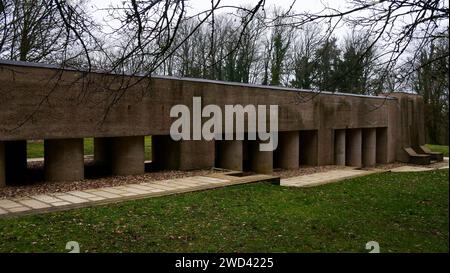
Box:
[281, 168, 380, 188]
[281, 158, 449, 188]
[2, 158, 448, 217]
[0, 173, 277, 218]
[390, 157, 449, 172]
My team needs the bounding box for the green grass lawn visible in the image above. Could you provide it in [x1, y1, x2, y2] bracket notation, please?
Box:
[427, 144, 449, 157]
[0, 170, 448, 253]
[27, 137, 152, 160]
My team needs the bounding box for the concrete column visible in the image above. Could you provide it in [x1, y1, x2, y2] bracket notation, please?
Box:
[276, 131, 299, 169]
[0, 141, 5, 187]
[346, 129, 362, 167]
[249, 140, 273, 174]
[110, 136, 145, 175]
[317, 128, 333, 165]
[334, 129, 346, 165]
[216, 140, 243, 171]
[376, 128, 388, 164]
[362, 128, 376, 167]
[44, 138, 84, 182]
[179, 140, 215, 170]
[152, 136, 215, 171]
[299, 130, 318, 166]
[5, 140, 27, 184]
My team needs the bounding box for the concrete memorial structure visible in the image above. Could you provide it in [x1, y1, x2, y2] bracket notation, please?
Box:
[0, 60, 433, 187]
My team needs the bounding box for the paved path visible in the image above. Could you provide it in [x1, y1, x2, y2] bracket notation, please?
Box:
[280, 168, 380, 188]
[2, 158, 448, 217]
[390, 157, 449, 172]
[281, 158, 449, 188]
[0, 173, 277, 218]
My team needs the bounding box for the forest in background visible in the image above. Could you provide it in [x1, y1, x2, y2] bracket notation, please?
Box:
[0, 0, 448, 144]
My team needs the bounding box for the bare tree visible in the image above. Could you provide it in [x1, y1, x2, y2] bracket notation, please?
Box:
[0, 0, 101, 65]
[276, 0, 449, 91]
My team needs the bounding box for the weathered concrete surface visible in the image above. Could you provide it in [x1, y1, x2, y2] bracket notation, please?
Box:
[249, 140, 273, 174]
[346, 129, 362, 167]
[362, 128, 376, 167]
[275, 131, 299, 169]
[334, 129, 346, 165]
[110, 136, 145, 175]
[94, 136, 145, 175]
[1, 61, 398, 141]
[44, 138, 84, 181]
[389, 93, 426, 162]
[299, 130, 318, 166]
[0, 61, 426, 177]
[215, 140, 243, 171]
[153, 135, 215, 170]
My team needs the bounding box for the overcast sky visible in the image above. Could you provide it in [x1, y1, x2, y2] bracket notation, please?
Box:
[87, 0, 352, 42]
[92, 0, 347, 15]
[91, 0, 348, 26]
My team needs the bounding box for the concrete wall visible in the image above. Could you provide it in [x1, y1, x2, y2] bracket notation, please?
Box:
[389, 93, 426, 162]
[0, 62, 398, 141]
[0, 61, 426, 183]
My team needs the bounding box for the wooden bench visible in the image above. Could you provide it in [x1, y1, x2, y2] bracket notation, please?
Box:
[417, 145, 444, 162]
[404, 147, 431, 165]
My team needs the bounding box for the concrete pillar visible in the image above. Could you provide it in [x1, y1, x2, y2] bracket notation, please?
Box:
[317, 128, 333, 165]
[5, 140, 27, 184]
[216, 140, 243, 171]
[152, 136, 215, 171]
[299, 130, 318, 166]
[0, 141, 5, 187]
[346, 129, 362, 167]
[110, 136, 145, 175]
[334, 129, 346, 165]
[179, 140, 215, 170]
[249, 140, 273, 174]
[362, 128, 376, 167]
[376, 128, 388, 164]
[44, 138, 84, 182]
[276, 131, 299, 169]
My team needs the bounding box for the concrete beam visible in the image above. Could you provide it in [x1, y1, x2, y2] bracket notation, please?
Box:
[215, 140, 243, 171]
[276, 131, 299, 169]
[346, 129, 362, 167]
[249, 140, 273, 174]
[5, 140, 27, 184]
[376, 127, 388, 164]
[362, 128, 376, 167]
[110, 136, 145, 175]
[44, 138, 84, 182]
[334, 129, 346, 165]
